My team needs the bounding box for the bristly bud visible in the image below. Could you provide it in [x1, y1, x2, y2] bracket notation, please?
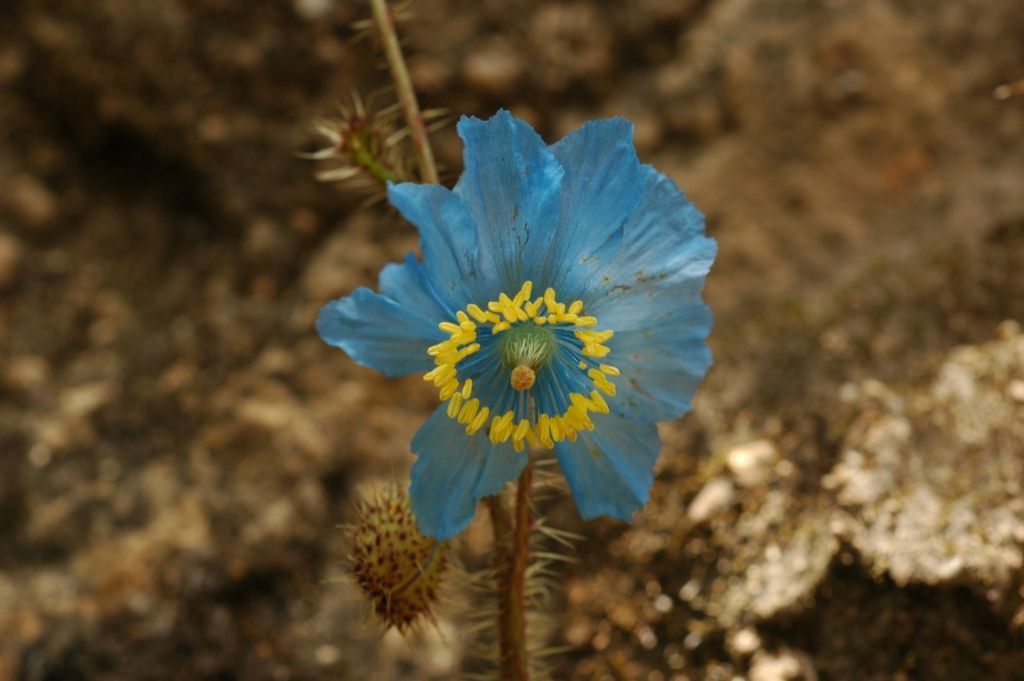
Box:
[349, 487, 448, 632]
[306, 91, 449, 194]
[306, 93, 409, 192]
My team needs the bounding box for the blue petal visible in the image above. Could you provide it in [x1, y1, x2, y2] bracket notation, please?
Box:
[579, 166, 714, 315]
[611, 305, 713, 420]
[454, 110, 565, 294]
[578, 166, 716, 420]
[378, 252, 448, 317]
[545, 118, 648, 298]
[410, 405, 527, 539]
[554, 412, 661, 521]
[316, 254, 445, 377]
[387, 182, 485, 312]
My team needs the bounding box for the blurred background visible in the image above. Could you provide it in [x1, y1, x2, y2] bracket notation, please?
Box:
[1, 0, 1023, 679]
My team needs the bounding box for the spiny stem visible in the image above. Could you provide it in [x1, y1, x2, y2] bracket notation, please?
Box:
[367, 0, 439, 184]
[487, 495, 512, 565]
[502, 458, 533, 680]
[486, 496, 513, 665]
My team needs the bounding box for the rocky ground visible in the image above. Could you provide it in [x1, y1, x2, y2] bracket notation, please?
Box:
[1, 0, 1023, 679]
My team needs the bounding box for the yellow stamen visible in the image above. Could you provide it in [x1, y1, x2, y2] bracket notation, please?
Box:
[536, 414, 553, 448]
[582, 343, 611, 358]
[447, 393, 463, 418]
[549, 417, 563, 442]
[543, 287, 557, 310]
[519, 281, 533, 301]
[577, 329, 614, 343]
[467, 407, 490, 435]
[458, 398, 479, 425]
[589, 390, 610, 414]
[439, 379, 460, 400]
[488, 411, 515, 444]
[467, 304, 488, 323]
[588, 369, 617, 396]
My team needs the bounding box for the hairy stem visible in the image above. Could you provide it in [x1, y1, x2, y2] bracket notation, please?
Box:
[367, 0, 440, 184]
[487, 495, 512, 566]
[497, 459, 533, 680]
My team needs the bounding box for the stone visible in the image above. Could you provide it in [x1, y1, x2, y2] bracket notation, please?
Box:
[749, 649, 811, 681]
[827, 330, 1024, 588]
[462, 40, 524, 97]
[687, 477, 734, 524]
[725, 439, 778, 487]
[728, 627, 762, 656]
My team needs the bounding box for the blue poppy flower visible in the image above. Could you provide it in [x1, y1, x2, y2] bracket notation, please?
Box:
[318, 110, 715, 540]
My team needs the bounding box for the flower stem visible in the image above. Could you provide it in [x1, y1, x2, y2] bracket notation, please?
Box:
[367, 0, 440, 184]
[489, 458, 533, 681]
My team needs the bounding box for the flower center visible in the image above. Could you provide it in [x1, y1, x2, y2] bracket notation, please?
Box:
[497, 322, 555, 391]
[423, 281, 619, 452]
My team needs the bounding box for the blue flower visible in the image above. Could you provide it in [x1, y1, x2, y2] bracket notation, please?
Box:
[318, 111, 715, 539]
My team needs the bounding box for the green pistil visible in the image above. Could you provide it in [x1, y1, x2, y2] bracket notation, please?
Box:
[498, 323, 555, 369]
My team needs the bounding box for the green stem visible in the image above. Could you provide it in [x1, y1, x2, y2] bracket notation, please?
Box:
[367, 0, 440, 184]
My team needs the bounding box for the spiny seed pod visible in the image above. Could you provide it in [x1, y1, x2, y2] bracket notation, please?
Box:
[349, 488, 448, 631]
